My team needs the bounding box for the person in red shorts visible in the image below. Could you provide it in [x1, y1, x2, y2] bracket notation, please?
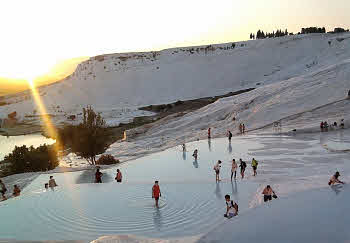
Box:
[152, 181, 162, 207]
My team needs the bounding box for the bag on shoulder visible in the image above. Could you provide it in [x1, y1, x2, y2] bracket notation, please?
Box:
[232, 201, 238, 211]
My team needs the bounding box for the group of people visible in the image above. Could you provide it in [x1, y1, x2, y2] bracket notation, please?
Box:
[222, 171, 345, 217]
[320, 119, 345, 131]
[44, 176, 58, 190]
[0, 179, 21, 200]
[208, 126, 243, 141]
[239, 123, 246, 134]
[212, 157, 259, 182]
[1, 176, 59, 201]
[1, 122, 347, 219]
[94, 168, 123, 183]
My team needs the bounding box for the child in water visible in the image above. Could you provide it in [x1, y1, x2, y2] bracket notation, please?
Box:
[214, 160, 222, 182]
[224, 194, 238, 218]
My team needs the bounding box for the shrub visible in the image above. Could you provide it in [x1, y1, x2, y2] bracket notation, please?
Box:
[57, 106, 108, 165]
[155, 104, 167, 112]
[4, 144, 58, 174]
[96, 154, 119, 165]
[174, 100, 184, 106]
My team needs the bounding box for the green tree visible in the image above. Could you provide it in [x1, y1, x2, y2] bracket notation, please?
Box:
[71, 106, 108, 165]
[5, 144, 58, 174]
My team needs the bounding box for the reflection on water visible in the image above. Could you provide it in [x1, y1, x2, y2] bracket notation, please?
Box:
[208, 139, 211, 152]
[76, 169, 114, 184]
[320, 129, 350, 152]
[0, 134, 55, 160]
[153, 207, 163, 231]
[182, 151, 186, 161]
[215, 183, 222, 199]
[0, 182, 257, 241]
[231, 180, 238, 198]
[228, 141, 232, 154]
[331, 184, 345, 195]
[193, 159, 199, 168]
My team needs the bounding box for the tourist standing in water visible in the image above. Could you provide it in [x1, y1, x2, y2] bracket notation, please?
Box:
[95, 168, 103, 183]
[214, 160, 222, 182]
[192, 149, 198, 160]
[231, 159, 237, 180]
[152, 181, 161, 208]
[115, 169, 122, 182]
[182, 144, 186, 152]
[328, 172, 345, 185]
[262, 185, 276, 202]
[242, 123, 246, 133]
[320, 121, 324, 131]
[13, 185, 21, 197]
[239, 159, 247, 179]
[251, 158, 258, 176]
[48, 176, 58, 189]
[208, 127, 211, 139]
[228, 130, 233, 142]
[239, 123, 243, 134]
[0, 179, 7, 200]
[224, 194, 238, 218]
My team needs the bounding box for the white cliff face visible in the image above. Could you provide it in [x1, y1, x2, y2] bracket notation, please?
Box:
[1, 32, 349, 127]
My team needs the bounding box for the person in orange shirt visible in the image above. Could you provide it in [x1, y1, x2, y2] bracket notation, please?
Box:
[152, 181, 162, 208]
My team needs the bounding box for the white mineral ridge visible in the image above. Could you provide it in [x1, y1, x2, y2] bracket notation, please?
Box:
[1, 33, 350, 128]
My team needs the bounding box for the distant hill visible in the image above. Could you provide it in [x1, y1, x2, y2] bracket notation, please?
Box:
[0, 57, 88, 96]
[1, 32, 349, 128]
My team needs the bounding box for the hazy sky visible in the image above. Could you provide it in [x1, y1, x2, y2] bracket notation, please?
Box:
[0, 0, 349, 82]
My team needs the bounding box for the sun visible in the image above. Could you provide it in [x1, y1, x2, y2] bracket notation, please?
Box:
[27, 79, 35, 88]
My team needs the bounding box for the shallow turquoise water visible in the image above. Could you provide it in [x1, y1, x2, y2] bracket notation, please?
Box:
[0, 134, 55, 160]
[1, 131, 349, 241]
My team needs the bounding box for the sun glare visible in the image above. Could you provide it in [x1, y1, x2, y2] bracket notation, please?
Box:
[27, 78, 60, 153]
[27, 79, 34, 88]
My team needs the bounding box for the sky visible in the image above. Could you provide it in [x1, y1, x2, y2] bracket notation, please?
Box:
[0, 0, 349, 90]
